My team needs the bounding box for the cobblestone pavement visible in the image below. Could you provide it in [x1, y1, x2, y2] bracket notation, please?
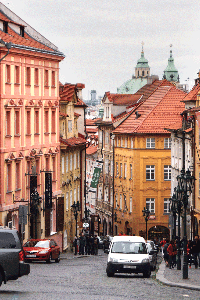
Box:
[156, 255, 200, 290]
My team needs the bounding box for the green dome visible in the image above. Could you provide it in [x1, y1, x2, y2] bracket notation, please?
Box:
[136, 51, 149, 68]
[117, 77, 148, 94]
[163, 49, 179, 82]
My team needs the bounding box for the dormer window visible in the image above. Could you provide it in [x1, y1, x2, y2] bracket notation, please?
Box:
[3, 21, 8, 33]
[20, 26, 24, 37]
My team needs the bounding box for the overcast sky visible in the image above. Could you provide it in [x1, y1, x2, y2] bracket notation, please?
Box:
[2, 0, 200, 99]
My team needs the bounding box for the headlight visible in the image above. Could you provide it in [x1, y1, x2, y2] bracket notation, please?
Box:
[109, 257, 118, 262]
[39, 250, 49, 254]
[141, 258, 149, 263]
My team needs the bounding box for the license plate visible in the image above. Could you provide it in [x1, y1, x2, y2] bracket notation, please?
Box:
[123, 265, 136, 269]
[26, 255, 36, 258]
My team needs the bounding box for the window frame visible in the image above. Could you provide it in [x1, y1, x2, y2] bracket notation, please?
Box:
[146, 165, 155, 181]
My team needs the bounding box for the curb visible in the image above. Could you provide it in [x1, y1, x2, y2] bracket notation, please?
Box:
[156, 260, 200, 291]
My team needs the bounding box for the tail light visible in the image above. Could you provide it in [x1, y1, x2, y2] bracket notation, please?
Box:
[19, 250, 25, 262]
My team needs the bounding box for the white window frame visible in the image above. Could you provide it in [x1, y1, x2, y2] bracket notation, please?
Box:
[130, 164, 132, 180]
[62, 157, 64, 174]
[124, 163, 127, 179]
[131, 138, 134, 149]
[146, 165, 155, 181]
[129, 197, 132, 213]
[146, 137, 155, 149]
[120, 194, 122, 209]
[70, 154, 72, 171]
[164, 165, 171, 181]
[68, 120, 72, 133]
[70, 190, 72, 207]
[66, 155, 68, 172]
[164, 198, 170, 214]
[66, 192, 69, 210]
[146, 198, 155, 213]
[74, 153, 76, 170]
[164, 138, 171, 149]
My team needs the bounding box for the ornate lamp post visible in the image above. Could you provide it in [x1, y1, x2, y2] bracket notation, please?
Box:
[71, 201, 80, 237]
[170, 193, 177, 240]
[177, 169, 195, 279]
[142, 207, 150, 240]
[173, 186, 182, 270]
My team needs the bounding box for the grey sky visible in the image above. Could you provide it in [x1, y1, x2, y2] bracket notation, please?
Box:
[3, 0, 200, 99]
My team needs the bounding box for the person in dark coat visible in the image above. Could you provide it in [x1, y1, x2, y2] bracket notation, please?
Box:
[94, 235, 99, 255]
[79, 233, 86, 255]
[167, 240, 177, 269]
[163, 239, 169, 266]
[190, 235, 200, 268]
[89, 235, 94, 255]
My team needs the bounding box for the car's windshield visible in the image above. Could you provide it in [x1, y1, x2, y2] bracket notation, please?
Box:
[24, 240, 50, 248]
[111, 242, 147, 254]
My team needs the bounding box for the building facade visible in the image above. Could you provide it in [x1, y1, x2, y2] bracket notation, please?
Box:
[0, 4, 64, 243]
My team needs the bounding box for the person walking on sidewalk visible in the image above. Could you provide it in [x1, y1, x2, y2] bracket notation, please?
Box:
[163, 239, 170, 267]
[190, 235, 200, 269]
[167, 240, 177, 269]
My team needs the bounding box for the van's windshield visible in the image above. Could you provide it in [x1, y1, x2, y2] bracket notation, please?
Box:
[111, 242, 147, 254]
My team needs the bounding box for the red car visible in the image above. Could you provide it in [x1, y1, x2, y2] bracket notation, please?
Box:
[23, 239, 60, 263]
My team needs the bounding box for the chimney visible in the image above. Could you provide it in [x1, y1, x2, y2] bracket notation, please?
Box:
[76, 83, 85, 100]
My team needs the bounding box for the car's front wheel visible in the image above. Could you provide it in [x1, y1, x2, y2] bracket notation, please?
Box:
[46, 254, 51, 263]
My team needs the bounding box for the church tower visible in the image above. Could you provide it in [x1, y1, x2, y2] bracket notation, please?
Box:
[134, 43, 150, 78]
[163, 45, 179, 82]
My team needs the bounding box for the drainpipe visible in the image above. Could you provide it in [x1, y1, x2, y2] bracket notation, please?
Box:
[0, 40, 12, 62]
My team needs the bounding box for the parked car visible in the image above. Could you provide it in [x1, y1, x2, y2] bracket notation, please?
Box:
[97, 236, 104, 249]
[106, 236, 151, 277]
[103, 236, 113, 253]
[0, 227, 30, 286]
[146, 242, 157, 270]
[23, 239, 60, 263]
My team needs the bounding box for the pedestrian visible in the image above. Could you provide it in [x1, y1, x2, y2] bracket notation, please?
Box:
[163, 239, 170, 267]
[190, 235, 200, 269]
[73, 236, 78, 255]
[79, 232, 86, 255]
[187, 240, 193, 268]
[94, 235, 99, 255]
[89, 235, 94, 255]
[85, 235, 90, 255]
[167, 240, 177, 269]
[160, 238, 166, 256]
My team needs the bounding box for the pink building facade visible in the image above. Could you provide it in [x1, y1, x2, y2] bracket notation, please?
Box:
[0, 3, 65, 242]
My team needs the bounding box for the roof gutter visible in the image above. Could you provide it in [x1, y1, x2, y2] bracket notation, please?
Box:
[0, 39, 12, 62]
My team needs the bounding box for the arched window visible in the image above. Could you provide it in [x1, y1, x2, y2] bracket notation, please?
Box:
[142, 70, 144, 76]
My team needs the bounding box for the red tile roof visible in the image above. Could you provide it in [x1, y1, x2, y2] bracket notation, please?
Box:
[59, 112, 69, 117]
[86, 145, 98, 155]
[0, 11, 64, 57]
[60, 136, 86, 147]
[60, 83, 86, 107]
[104, 92, 141, 106]
[86, 128, 98, 133]
[86, 118, 101, 125]
[114, 85, 186, 134]
[74, 112, 81, 117]
[182, 83, 200, 102]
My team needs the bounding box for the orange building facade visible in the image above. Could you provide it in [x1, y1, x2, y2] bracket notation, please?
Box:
[0, 5, 64, 243]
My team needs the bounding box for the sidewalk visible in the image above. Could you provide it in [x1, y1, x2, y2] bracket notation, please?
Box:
[156, 257, 200, 291]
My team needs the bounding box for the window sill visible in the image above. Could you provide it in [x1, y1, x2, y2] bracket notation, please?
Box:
[34, 84, 39, 87]
[5, 135, 12, 138]
[44, 132, 50, 135]
[15, 188, 21, 192]
[5, 82, 11, 85]
[14, 134, 21, 137]
[51, 132, 56, 134]
[25, 134, 32, 136]
[25, 84, 31, 86]
[44, 85, 49, 88]
[34, 133, 40, 136]
[146, 179, 155, 181]
[51, 85, 56, 88]
[14, 83, 20, 86]
[6, 190, 13, 194]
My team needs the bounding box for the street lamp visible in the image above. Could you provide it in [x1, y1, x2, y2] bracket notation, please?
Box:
[142, 207, 150, 240]
[170, 193, 177, 240]
[110, 133, 115, 236]
[71, 201, 80, 237]
[177, 169, 195, 279]
[30, 188, 42, 239]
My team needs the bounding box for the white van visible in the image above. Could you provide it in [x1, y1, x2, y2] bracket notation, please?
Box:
[106, 236, 151, 277]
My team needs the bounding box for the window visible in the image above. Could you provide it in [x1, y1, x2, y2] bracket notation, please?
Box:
[15, 162, 20, 190]
[105, 159, 109, 174]
[129, 197, 132, 213]
[105, 131, 109, 144]
[3, 21, 8, 33]
[164, 198, 170, 214]
[14, 110, 20, 135]
[70, 154, 72, 171]
[142, 70, 144, 76]
[74, 153, 76, 170]
[6, 110, 11, 135]
[70, 190, 72, 207]
[35, 68, 39, 86]
[45, 110, 49, 133]
[130, 164, 132, 180]
[6, 64, 10, 83]
[146, 138, 155, 148]
[46, 157, 49, 171]
[124, 163, 127, 178]
[77, 153, 80, 168]
[20, 26, 24, 37]
[125, 137, 127, 148]
[34, 110, 39, 134]
[44, 69, 49, 86]
[164, 138, 171, 149]
[117, 137, 120, 147]
[52, 71, 55, 87]
[74, 188, 76, 202]
[77, 186, 80, 202]
[26, 67, 31, 85]
[52, 157, 56, 181]
[66, 155, 68, 172]
[110, 189, 113, 206]
[121, 137, 123, 147]
[7, 163, 12, 192]
[120, 163, 122, 178]
[66, 192, 69, 210]
[164, 165, 171, 181]
[26, 161, 31, 186]
[68, 120, 72, 133]
[51, 110, 56, 133]
[146, 198, 155, 213]
[116, 162, 118, 177]
[14, 66, 20, 84]
[131, 138, 134, 148]
[120, 194, 122, 209]
[62, 157, 64, 174]
[146, 165, 155, 180]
